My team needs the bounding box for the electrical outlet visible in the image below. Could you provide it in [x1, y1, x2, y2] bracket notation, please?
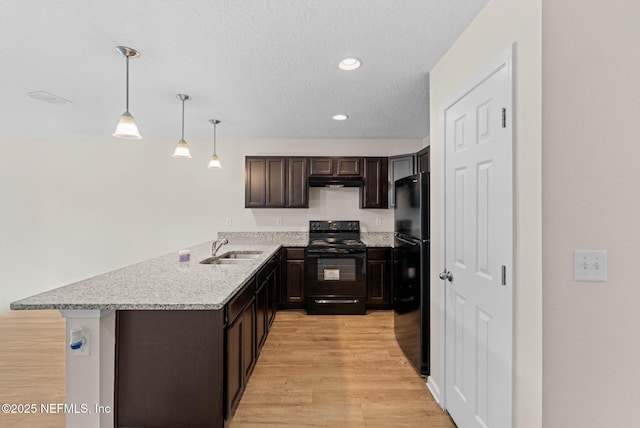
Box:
[574, 250, 607, 282]
[276, 217, 283, 226]
[375, 217, 382, 226]
[225, 217, 232, 226]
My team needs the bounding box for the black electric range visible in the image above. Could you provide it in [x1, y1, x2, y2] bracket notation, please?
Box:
[306, 221, 367, 315]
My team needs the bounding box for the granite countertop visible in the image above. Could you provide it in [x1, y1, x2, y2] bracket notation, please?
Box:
[11, 231, 394, 312]
[361, 232, 395, 247]
[10, 242, 281, 311]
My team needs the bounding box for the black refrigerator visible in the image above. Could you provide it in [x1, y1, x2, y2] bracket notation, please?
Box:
[393, 172, 430, 376]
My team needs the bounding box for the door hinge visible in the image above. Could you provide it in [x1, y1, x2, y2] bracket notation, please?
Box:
[501, 108, 507, 128]
[501, 265, 507, 286]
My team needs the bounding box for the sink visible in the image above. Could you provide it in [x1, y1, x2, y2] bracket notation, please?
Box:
[199, 251, 263, 265]
[218, 251, 263, 259]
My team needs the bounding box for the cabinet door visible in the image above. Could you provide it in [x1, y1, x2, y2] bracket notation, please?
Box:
[279, 248, 306, 310]
[286, 157, 309, 208]
[361, 157, 389, 209]
[226, 316, 243, 417]
[266, 158, 286, 207]
[267, 269, 278, 327]
[336, 157, 362, 176]
[255, 283, 268, 354]
[285, 260, 306, 307]
[245, 157, 266, 208]
[310, 157, 333, 175]
[366, 248, 393, 308]
[417, 146, 430, 173]
[389, 154, 416, 207]
[242, 298, 256, 381]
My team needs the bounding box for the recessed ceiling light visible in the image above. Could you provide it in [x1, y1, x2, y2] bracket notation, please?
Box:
[333, 114, 348, 121]
[338, 58, 361, 71]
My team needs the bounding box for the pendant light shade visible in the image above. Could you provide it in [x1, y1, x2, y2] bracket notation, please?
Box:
[172, 94, 192, 158]
[113, 46, 142, 139]
[207, 119, 222, 169]
[208, 154, 222, 169]
[173, 139, 191, 158]
[113, 111, 142, 139]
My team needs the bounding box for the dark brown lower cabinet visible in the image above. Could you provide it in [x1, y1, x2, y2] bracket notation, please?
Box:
[366, 247, 393, 309]
[226, 308, 243, 416]
[115, 310, 225, 428]
[267, 262, 278, 327]
[115, 252, 281, 428]
[279, 247, 306, 309]
[255, 279, 268, 354]
[225, 291, 257, 419]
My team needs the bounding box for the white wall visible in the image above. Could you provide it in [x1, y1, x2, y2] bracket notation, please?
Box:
[542, 1, 640, 426]
[428, 0, 542, 426]
[0, 137, 421, 312]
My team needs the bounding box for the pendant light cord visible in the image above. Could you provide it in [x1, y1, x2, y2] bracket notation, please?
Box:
[181, 99, 185, 140]
[213, 122, 217, 154]
[125, 55, 130, 112]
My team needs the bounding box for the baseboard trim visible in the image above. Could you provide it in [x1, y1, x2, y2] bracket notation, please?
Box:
[426, 376, 444, 409]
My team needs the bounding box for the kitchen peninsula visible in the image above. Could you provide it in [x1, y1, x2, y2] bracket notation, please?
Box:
[11, 232, 394, 428]
[10, 240, 285, 428]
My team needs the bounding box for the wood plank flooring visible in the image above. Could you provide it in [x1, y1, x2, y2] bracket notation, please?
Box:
[0, 309, 454, 428]
[230, 311, 454, 428]
[0, 310, 66, 428]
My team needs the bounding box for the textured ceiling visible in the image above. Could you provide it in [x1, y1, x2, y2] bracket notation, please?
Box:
[1, 0, 487, 142]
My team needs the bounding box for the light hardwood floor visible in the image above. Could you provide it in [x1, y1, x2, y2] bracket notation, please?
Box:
[230, 311, 454, 428]
[0, 309, 454, 428]
[0, 310, 66, 428]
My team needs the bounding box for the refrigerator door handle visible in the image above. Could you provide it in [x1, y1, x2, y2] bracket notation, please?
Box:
[396, 236, 419, 246]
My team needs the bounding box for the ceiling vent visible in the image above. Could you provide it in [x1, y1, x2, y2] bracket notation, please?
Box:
[27, 91, 72, 105]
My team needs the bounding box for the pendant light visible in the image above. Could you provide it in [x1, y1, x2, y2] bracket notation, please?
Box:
[207, 119, 222, 169]
[113, 46, 142, 139]
[172, 94, 192, 158]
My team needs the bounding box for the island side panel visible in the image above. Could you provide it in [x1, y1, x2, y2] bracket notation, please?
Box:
[115, 310, 225, 428]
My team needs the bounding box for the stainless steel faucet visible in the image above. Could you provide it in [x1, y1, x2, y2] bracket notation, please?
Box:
[211, 238, 228, 256]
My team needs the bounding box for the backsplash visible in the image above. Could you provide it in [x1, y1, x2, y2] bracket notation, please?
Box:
[218, 231, 394, 247]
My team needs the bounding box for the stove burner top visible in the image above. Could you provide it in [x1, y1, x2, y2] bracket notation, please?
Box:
[309, 239, 365, 247]
[307, 220, 365, 253]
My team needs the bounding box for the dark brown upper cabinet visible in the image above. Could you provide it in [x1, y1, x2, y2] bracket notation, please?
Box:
[245, 156, 309, 208]
[336, 157, 361, 176]
[389, 153, 416, 208]
[361, 157, 388, 209]
[309, 157, 333, 175]
[417, 146, 430, 173]
[310, 157, 362, 177]
[245, 157, 268, 208]
[247, 155, 390, 209]
[286, 157, 309, 208]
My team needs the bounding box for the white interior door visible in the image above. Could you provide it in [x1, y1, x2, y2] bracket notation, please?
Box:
[443, 52, 513, 428]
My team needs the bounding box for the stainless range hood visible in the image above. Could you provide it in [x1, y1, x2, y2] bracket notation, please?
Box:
[307, 176, 365, 187]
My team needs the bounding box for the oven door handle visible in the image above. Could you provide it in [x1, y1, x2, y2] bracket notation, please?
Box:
[314, 299, 360, 304]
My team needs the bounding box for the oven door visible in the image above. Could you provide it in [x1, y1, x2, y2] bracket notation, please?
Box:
[306, 251, 366, 314]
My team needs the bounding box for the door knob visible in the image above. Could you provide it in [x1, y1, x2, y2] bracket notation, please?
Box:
[439, 270, 453, 282]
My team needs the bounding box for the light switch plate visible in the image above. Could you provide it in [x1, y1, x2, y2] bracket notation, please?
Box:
[574, 250, 607, 282]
